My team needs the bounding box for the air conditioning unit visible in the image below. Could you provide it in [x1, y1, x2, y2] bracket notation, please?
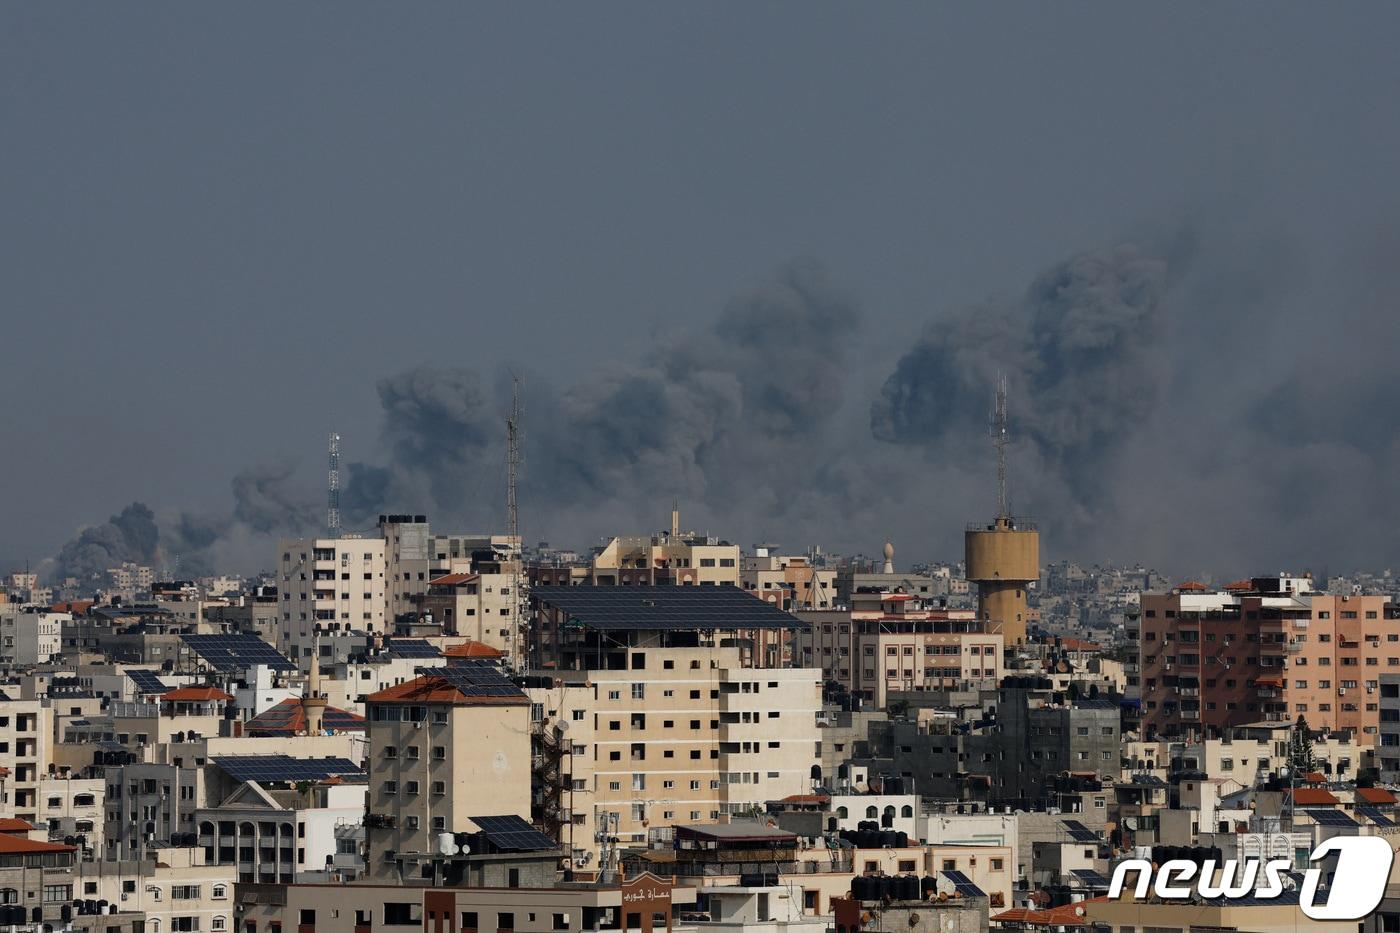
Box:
[1339, 688, 1347, 695]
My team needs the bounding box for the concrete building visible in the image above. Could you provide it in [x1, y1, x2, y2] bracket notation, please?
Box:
[1140, 574, 1392, 742]
[795, 601, 1001, 707]
[363, 663, 533, 882]
[0, 697, 53, 825]
[0, 607, 65, 666]
[741, 549, 837, 611]
[379, 514, 433, 627]
[591, 511, 740, 587]
[276, 536, 387, 670]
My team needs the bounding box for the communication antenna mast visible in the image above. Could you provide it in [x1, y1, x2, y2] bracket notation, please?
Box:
[506, 376, 529, 671]
[327, 432, 342, 536]
[992, 374, 1010, 521]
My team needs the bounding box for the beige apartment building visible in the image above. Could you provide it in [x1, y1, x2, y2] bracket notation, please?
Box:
[363, 664, 532, 883]
[741, 550, 837, 611]
[591, 511, 740, 587]
[0, 697, 54, 825]
[796, 602, 1002, 707]
[522, 646, 821, 862]
[277, 536, 387, 670]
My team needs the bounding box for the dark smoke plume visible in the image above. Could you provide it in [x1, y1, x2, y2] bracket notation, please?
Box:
[51, 502, 162, 582]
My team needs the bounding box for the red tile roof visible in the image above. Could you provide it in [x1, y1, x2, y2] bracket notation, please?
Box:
[245, 699, 366, 737]
[443, 641, 504, 658]
[1290, 788, 1341, 806]
[0, 819, 34, 834]
[161, 686, 233, 702]
[1175, 581, 1208, 592]
[1223, 580, 1254, 592]
[0, 834, 74, 854]
[1357, 787, 1396, 804]
[429, 573, 479, 587]
[366, 673, 526, 707]
[993, 898, 1107, 926]
[50, 600, 95, 614]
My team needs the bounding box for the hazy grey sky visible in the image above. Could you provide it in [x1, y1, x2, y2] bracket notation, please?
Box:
[6, 5, 1400, 578]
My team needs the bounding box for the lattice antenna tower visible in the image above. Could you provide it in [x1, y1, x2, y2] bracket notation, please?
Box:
[327, 432, 341, 536]
[506, 376, 530, 670]
[992, 374, 1010, 521]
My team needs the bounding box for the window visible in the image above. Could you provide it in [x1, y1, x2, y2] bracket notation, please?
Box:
[212, 918, 226, 931]
[44, 884, 72, 902]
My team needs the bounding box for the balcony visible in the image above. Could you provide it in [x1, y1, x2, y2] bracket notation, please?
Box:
[1179, 710, 1201, 720]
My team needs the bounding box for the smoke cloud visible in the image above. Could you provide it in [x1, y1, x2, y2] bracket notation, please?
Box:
[45, 223, 1400, 581]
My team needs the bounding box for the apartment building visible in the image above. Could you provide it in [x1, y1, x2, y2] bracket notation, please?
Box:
[379, 515, 432, 626]
[741, 549, 837, 610]
[419, 571, 518, 655]
[1140, 574, 1393, 742]
[74, 848, 237, 933]
[590, 511, 740, 587]
[528, 586, 820, 850]
[0, 698, 53, 825]
[362, 663, 532, 882]
[277, 536, 387, 670]
[795, 602, 1001, 707]
[35, 774, 103, 855]
[0, 607, 65, 666]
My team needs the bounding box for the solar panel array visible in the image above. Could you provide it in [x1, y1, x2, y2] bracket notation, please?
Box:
[1358, 805, 1396, 827]
[212, 755, 363, 784]
[1071, 868, 1110, 887]
[1061, 819, 1099, 842]
[941, 870, 986, 898]
[1304, 808, 1358, 827]
[470, 815, 556, 852]
[419, 662, 526, 699]
[182, 634, 296, 672]
[532, 585, 803, 631]
[126, 670, 168, 693]
[384, 639, 441, 659]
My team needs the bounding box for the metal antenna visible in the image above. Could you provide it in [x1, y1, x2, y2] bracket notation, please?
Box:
[992, 374, 1010, 521]
[327, 432, 341, 536]
[506, 376, 529, 671]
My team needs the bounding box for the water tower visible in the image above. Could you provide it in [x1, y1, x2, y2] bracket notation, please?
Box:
[965, 377, 1039, 645]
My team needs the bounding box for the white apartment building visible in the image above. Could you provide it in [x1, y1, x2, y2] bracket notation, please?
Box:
[0, 608, 66, 666]
[0, 698, 53, 825]
[277, 536, 387, 671]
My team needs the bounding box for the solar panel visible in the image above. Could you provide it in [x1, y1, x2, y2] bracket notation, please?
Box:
[1071, 868, 1110, 887]
[422, 662, 526, 699]
[1061, 819, 1099, 842]
[182, 635, 296, 673]
[532, 585, 803, 632]
[1305, 808, 1359, 827]
[1358, 806, 1396, 827]
[469, 815, 557, 851]
[212, 755, 363, 784]
[941, 870, 986, 897]
[127, 670, 168, 693]
[384, 639, 441, 659]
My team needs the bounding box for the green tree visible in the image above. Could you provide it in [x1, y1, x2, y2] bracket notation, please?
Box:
[1288, 715, 1315, 775]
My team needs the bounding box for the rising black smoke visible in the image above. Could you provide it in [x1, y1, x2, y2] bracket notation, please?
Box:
[46, 226, 1400, 580]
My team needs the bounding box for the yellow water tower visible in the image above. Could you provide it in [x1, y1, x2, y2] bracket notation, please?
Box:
[965, 376, 1040, 645]
[966, 516, 1039, 645]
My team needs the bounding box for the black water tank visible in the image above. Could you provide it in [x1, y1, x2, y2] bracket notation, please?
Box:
[922, 874, 937, 897]
[895, 830, 909, 847]
[879, 830, 899, 848]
